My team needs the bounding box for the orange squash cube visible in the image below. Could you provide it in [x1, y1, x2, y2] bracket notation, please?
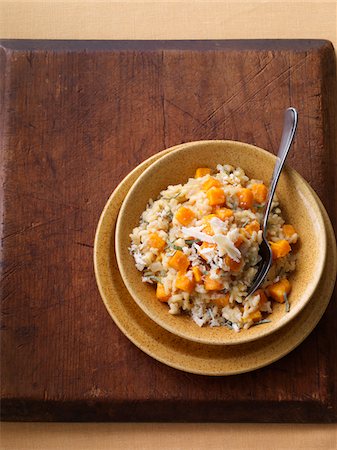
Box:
[268, 279, 291, 303]
[254, 289, 268, 305]
[203, 214, 218, 221]
[207, 187, 226, 206]
[192, 266, 203, 283]
[242, 310, 262, 324]
[195, 168, 211, 178]
[234, 235, 245, 248]
[204, 275, 223, 291]
[225, 255, 243, 272]
[270, 240, 291, 260]
[156, 283, 170, 302]
[245, 220, 260, 235]
[250, 310, 262, 322]
[175, 272, 195, 292]
[168, 250, 189, 272]
[202, 177, 222, 191]
[215, 207, 233, 221]
[212, 293, 230, 308]
[148, 233, 166, 251]
[202, 214, 217, 235]
[283, 224, 297, 237]
[251, 183, 268, 204]
[237, 188, 254, 209]
[175, 206, 195, 226]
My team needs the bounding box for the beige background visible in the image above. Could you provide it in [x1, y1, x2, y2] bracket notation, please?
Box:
[1, 1, 336, 449]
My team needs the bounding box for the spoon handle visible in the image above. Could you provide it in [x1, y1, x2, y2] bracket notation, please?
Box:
[262, 107, 298, 233]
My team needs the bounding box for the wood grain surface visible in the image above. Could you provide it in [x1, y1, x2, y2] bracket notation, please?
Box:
[0, 40, 336, 422]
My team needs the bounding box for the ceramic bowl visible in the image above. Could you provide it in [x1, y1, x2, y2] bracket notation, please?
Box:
[115, 140, 327, 345]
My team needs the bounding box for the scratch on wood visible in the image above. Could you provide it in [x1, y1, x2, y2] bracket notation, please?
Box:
[165, 98, 207, 127]
[7, 190, 85, 212]
[263, 120, 274, 151]
[45, 152, 57, 176]
[195, 55, 308, 133]
[1, 263, 21, 281]
[1, 290, 15, 303]
[2, 216, 67, 240]
[193, 55, 275, 132]
[205, 57, 309, 137]
[76, 242, 94, 249]
[26, 52, 33, 68]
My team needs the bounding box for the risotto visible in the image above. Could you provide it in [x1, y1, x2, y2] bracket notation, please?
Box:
[129, 164, 299, 331]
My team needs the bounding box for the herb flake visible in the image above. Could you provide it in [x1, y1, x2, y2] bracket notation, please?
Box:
[145, 275, 162, 283]
[251, 319, 272, 327]
[162, 192, 181, 201]
[167, 241, 183, 251]
[185, 239, 199, 246]
[224, 320, 234, 330]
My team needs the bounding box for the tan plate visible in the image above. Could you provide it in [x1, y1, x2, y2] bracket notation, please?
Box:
[94, 149, 337, 376]
[115, 141, 327, 345]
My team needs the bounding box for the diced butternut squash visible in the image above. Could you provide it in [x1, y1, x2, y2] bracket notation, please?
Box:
[237, 188, 254, 209]
[148, 233, 166, 251]
[202, 214, 217, 235]
[215, 208, 233, 221]
[251, 183, 268, 204]
[255, 289, 268, 305]
[168, 250, 189, 272]
[192, 266, 203, 283]
[202, 177, 222, 191]
[156, 283, 170, 302]
[225, 255, 243, 272]
[234, 235, 245, 248]
[268, 279, 291, 303]
[283, 224, 297, 237]
[203, 214, 218, 221]
[242, 310, 262, 324]
[245, 220, 260, 235]
[207, 187, 226, 206]
[175, 206, 195, 226]
[204, 275, 223, 291]
[195, 167, 211, 178]
[175, 272, 195, 292]
[250, 310, 262, 322]
[212, 293, 230, 308]
[270, 240, 291, 260]
[198, 242, 216, 261]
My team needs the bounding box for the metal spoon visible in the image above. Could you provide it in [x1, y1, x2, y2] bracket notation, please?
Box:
[247, 107, 298, 297]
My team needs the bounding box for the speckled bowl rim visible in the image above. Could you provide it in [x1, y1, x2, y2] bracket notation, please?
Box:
[115, 140, 327, 345]
[93, 147, 336, 375]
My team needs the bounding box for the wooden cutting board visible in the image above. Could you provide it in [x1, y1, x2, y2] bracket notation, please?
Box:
[1, 40, 336, 422]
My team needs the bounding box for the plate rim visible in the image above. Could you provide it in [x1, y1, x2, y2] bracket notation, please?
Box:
[94, 145, 337, 376]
